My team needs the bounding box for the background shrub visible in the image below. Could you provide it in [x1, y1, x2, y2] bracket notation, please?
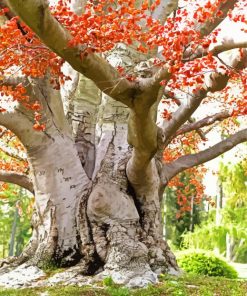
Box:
[177, 251, 238, 279]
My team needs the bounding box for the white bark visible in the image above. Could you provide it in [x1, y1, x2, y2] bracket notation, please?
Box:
[27, 132, 90, 264]
[87, 122, 158, 286]
[68, 75, 101, 178]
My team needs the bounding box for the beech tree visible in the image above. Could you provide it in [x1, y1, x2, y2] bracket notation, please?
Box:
[0, 0, 246, 287]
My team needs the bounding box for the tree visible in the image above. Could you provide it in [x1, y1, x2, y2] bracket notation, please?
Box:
[0, 0, 246, 287]
[182, 206, 247, 263]
[219, 156, 247, 207]
[163, 169, 205, 248]
[0, 184, 32, 259]
[182, 157, 247, 262]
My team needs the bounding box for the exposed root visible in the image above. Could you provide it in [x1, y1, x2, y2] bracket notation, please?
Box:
[0, 235, 38, 272]
[0, 263, 46, 288]
[0, 254, 29, 275]
[146, 238, 180, 274]
[0, 237, 41, 275]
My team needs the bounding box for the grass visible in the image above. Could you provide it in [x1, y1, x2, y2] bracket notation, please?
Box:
[0, 274, 246, 296]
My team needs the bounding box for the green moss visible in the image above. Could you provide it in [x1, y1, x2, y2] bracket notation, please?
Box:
[37, 258, 59, 271]
[37, 259, 65, 278]
[43, 267, 66, 278]
[103, 277, 115, 287]
[48, 286, 106, 296]
[0, 288, 41, 296]
[0, 274, 246, 296]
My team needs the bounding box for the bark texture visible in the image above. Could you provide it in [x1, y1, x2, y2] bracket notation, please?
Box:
[0, 74, 179, 287]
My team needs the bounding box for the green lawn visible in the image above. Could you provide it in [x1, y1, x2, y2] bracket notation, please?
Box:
[0, 275, 246, 296]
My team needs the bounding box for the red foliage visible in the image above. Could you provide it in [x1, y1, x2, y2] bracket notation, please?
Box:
[0, 1, 246, 124]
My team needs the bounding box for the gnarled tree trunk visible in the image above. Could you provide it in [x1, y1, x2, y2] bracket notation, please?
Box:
[0, 73, 178, 287]
[13, 86, 179, 285]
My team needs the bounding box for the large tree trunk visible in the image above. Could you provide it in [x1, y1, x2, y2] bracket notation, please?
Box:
[0, 69, 179, 289]
[87, 154, 178, 286]
[0, 87, 178, 287]
[88, 130, 178, 286]
[0, 80, 179, 287]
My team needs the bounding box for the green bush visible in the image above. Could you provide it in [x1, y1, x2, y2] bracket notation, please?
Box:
[177, 251, 238, 279]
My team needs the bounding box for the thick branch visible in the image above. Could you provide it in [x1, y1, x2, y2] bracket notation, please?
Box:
[176, 111, 231, 136]
[126, 87, 164, 184]
[162, 48, 247, 145]
[140, 65, 171, 94]
[182, 0, 239, 61]
[161, 88, 208, 144]
[0, 170, 33, 192]
[184, 40, 247, 62]
[212, 41, 247, 56]
[126, 89, 165, 193]
[127, 45, 242, 187]
[163, 128, 247, 183]
[6, 0, 136, 107]
[127, 108, 158, 174]
[199, 0, 238, 38]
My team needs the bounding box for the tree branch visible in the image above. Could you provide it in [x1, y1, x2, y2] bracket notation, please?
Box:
[128, 46, 246, 190]
[160, 93, 207, 140]
[126, 90, 163, 194]
[161, 48, 247, 145]
[199, 0, 238, 38]
[127, 107, 158, 175]
[139, 65, 171, 94]
[184, 39, 247, 62]
[0, 170, 33, 192]
[176, 111, 231, 136]
[161, 88, 208, 144]
[6, 0, 136, 107]
[213, 41, 247, 55]
[182, 0, 239, 61]
[162, 128, 247, 183]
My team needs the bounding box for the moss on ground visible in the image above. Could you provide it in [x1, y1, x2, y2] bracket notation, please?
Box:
[0, 274, 246, 296]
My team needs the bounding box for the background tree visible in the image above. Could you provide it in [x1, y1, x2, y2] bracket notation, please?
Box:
[0, 184, 32, 258]
[163, 168, 205, 248]
[182, 157, 247, 263]
[219, 155, 247, 207]
[0, 0, 246, 287]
